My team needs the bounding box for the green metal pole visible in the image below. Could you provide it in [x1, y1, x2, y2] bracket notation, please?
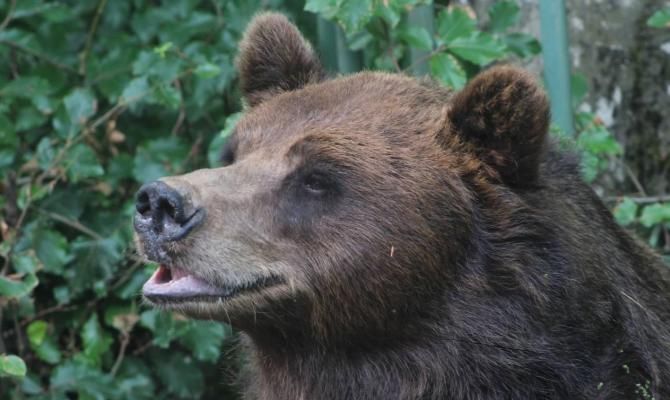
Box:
[539, 0, 574, 135]
[334, 25, 362, 73]
[316, 17, 361, 74]
[407, 4, 434, 76]
[316, 17, 338, 73]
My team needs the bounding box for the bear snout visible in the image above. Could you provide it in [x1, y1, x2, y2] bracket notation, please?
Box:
[134, 181, 206, 260]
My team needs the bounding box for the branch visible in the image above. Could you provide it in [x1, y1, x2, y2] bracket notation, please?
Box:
[110, 332, 130, 376]
[604, 195, 670, 204]
[0, 0, 16, 32]
[79, 0, 108, 75]
[38, 209, 103, 240]
[403, 45, 446, 74]
[621, 160, 647, 196]
[0, 40, 79, 75]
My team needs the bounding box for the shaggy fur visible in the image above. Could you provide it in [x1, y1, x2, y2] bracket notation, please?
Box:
[134, 13, 670, 400]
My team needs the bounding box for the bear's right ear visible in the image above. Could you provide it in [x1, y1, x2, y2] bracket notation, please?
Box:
[237, 13, 325, 107]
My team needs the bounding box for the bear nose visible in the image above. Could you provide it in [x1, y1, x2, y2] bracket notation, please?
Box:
[134, 181, 205, 242]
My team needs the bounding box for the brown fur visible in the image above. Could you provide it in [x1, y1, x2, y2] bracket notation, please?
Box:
[134, 13, 670, 399]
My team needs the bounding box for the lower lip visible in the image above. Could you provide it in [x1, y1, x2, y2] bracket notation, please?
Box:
[142, 265, 227, 301]
[142, 265, 282, 303]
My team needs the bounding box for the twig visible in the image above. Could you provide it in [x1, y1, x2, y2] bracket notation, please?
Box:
[38, 209, 103, 240]
[20, 304, 78, 327]
[1, 176, 35, 273]
[604, 195, 670, 204]
[90, 103, 127, 131]
[621, 161, 647, 196]
[0, 40, 79, 75]
[404, 45, 446, 74]
[13, 310, 24, 356]
[110, 332, 130, 376]
[171, 79, 186, 136]
[387, 45, 402, 73]
[79, 0, 108, 76]
[0, 309, 5, 354]
[90, 67, 196, 131]
[132, 339, 154, 356]
[0, 0, 16, 32]
[109, 259, 143, 292]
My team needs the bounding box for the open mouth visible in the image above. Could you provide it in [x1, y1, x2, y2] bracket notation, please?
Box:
[142, 264, 281, 304]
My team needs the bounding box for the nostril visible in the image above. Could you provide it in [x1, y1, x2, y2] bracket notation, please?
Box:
[136, 191, 151, 215]
[158, 198, 177, 221]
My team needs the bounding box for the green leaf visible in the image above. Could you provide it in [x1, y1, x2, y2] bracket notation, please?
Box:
[153, 42, 174, 58]
[27, 320, 48, 347]
[1, 77, 52, 98]
[121, 76, 150, 105]
[115, 267, 153, 300]
[647, 7, 670, 28]
[15, 106, 47, 131]
[448, 33, 507, 65]
[12, 252, 40, 274]
[436, 7, 476, 43]
[571, 73, 589, 107]
[133, 137, 189, 183]
[613, 197, 638, 227]
[63, 88, 97, 127]
[400, 26, 433, 51]
[140, 309, 189, 348]
[502, 32, 541, 58]
[178, 321, 230, 362]
[0, 354, 27, 377]
[81, 315, 114, 367]
[34, 229, 72, 274]
[114, 357, 156, 400]
[0, 273, 38, 298]
[33, 335, 62, 364]
[430, 53, 467, 90]
[50, 359, 114, 399]
[336, 0, 374, 32]
[347, 31, 374, 51]
[152, 351, 205, 398]
[194, 63, 222, 78]
[66, 144, 104, 182]
[305, 0, 342, 19]
[577, 124, 622, 156]
[488, 0, 521, 32]
[374, 3, 401, 28]
[153, 83, 181, 109]
[36, 137, 55, 170]
[640, 203, 670, 228]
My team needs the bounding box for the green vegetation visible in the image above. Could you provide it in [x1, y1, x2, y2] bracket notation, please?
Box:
[0, 1, 667, 398]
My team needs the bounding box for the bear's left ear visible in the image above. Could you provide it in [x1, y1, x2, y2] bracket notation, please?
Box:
[447, 66, 550, 186]
[237, 13, 325, 107]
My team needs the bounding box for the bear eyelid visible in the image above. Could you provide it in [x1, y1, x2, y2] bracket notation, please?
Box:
[302, 171, 334, 196]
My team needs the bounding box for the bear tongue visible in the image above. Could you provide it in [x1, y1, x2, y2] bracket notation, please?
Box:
[143, 265, 223, 299]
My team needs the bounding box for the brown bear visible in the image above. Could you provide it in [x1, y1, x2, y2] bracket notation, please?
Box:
[133, 13, 670, 400]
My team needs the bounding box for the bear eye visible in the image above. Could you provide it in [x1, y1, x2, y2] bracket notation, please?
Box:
[302, 172, 331, 195]
[220, 142, 236, 167]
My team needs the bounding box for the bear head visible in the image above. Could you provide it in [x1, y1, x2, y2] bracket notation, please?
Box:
[134, 13, 550, 344]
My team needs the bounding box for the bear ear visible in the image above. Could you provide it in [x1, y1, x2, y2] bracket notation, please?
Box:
[237, 13, 325, 107]
[447, 66, 550, 186]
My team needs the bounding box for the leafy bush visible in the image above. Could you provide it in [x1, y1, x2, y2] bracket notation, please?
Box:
[0, 0, 667, 398]
[0, 0, 290, 397]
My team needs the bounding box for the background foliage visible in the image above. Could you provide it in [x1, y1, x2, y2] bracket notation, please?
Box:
[0, 0, 668, 398]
